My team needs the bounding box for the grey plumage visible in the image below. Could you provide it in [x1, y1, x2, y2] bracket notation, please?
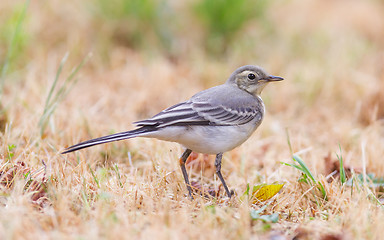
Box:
[62, 65, 283, 198]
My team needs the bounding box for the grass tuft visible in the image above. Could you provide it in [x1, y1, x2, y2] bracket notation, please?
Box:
[38, 52, 91, 137]
[282, 155, 327, 201]
[336, 144, 346, 185]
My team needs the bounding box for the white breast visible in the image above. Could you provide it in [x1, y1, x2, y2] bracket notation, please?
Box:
[144, 119, 262, 154]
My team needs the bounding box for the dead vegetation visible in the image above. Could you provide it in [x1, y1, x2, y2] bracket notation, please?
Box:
[1, 0, 384, 239]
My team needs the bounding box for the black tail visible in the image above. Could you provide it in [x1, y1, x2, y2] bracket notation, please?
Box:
[62, 126, 155, 154]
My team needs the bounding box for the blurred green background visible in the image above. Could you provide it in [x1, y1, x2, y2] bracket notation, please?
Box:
[1, 0, 382, 73]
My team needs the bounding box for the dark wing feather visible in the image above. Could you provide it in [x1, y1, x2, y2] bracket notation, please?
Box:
[191, 102, 261, 125]
[134, 99, 262, 128]
[134, 101, 211, 127]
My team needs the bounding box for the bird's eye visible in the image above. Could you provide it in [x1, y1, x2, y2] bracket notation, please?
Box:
[248, 73, 256, 80]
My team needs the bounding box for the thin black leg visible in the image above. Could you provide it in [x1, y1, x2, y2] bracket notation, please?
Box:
[179, 149, 193, 199]
[215, 153, 232, 198]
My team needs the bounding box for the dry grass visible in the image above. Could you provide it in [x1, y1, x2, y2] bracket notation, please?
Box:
[1, 0, 384, 239]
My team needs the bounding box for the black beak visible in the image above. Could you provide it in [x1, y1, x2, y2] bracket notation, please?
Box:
[262, 75, 284, 82]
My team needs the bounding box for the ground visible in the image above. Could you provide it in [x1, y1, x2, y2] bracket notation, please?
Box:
[1, 0, 384, 239]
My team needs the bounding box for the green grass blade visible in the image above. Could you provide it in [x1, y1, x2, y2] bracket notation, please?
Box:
[113, 164, 123, 188]
[280, 161, 305, 173]
[285, 129, 293, 156]
[39, 53, 90, 136]
[293, 155, 316, 184]
[49, 53, 91, 107]
[88, 164, 100, 188]
[317, 182, 327, 200]
[337, 144, 346, 184]
[43, 52, 69, 115]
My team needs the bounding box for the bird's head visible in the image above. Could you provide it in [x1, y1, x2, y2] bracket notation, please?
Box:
[227, 65, 283, 96]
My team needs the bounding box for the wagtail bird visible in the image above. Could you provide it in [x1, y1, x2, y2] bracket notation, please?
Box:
[62, 65, 283, 198]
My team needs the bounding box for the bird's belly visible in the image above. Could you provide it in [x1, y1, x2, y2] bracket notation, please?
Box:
[148, 122, 260, 154]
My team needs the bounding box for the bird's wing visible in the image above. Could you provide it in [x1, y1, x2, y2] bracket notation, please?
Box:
[134, 101, 210, 127]
[191, 101, 261, 125]
[134, 99, 262, 128]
